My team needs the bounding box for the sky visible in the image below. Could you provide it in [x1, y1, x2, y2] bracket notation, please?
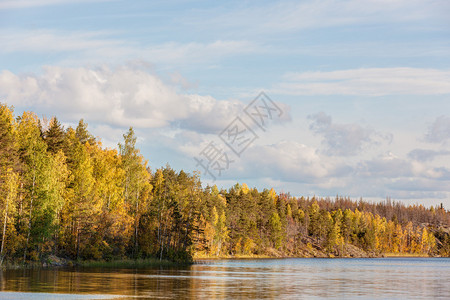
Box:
[1, 0, 450, 208]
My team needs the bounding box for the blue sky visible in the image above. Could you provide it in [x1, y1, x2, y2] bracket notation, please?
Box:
[1, 0, 450, 207]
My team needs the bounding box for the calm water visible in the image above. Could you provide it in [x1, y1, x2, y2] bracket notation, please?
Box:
[0, 258, 449, 299]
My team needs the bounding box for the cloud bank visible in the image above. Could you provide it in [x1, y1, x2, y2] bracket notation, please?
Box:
[424, 115, 450, 144]
[276, 68, 450, 96]
[308, 112, 392, 156]
[0, 65, 263, 133]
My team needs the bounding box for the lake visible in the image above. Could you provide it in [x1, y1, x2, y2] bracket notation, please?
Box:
[1, 258, 449, 299]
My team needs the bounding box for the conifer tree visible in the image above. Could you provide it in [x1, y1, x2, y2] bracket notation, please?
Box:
[43, 117, 65, 154]
[75, 119, 95, 145]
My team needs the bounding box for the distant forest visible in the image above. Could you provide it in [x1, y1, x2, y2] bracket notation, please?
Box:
[1, 103, 449, 265]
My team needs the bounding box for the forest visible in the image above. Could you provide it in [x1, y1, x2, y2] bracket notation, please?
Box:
[1, 103, 449, 265]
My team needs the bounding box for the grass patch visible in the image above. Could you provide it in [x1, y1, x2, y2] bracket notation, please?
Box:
[78, 258, 192, 268]
[1, 261, 41, 270]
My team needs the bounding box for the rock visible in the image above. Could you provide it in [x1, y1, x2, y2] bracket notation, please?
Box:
[46, 255, 68, 267]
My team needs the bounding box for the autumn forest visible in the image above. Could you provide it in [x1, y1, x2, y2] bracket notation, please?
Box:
[0, 103, 449, 266]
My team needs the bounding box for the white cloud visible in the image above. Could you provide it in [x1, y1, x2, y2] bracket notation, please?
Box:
[0, 0, 111, 10]
[388, 177, 450, 193]
[408, 148, 450, 162]
[0, 29, 259, 68]
[142, 40, 259, 66]
[0, 65, 262, 133]
[169, 72, 198, 90]
[424, 115, 450, 143]
[354, 152, 450, 181]
[385, 190, 449, 201]
[233, 140, 348, 183]
[356, 153, 414, 178]
[225, 140, 449, 198]
[181, 128, 449, 205]
[190, 0, 450, 38]
[275, 68, 450, 96]
[308, 112, 391, 156]
[0, 30, 123, 53]
[180, 94, 245, 134]
[89, 124, 126, 149]
[283, 41, 450, 59]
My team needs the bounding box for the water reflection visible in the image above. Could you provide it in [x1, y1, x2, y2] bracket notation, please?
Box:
[0, 258, 449, 299]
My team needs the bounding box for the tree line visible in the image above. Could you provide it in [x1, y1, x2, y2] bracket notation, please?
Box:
[0, 103, 449, 265]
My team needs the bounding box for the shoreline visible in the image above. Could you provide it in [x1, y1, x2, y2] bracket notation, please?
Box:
[0, 257, 192, 270]
[382, 253, 431, 258]
[193, 253, 439, 260]
[2, 253, 444, 270]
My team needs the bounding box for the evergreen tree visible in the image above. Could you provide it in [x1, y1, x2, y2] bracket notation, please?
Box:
[75, 119, 95, 145]
[269, 212, 282, 249]
[44, 117, 65, 154]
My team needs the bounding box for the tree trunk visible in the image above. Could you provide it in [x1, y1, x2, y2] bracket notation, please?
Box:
[160, 218, 167, 261]
[76, 221, 80, 260]
[134, 190, 140, 257]
[0, 200, 9, 264]
[160, 223, 165, 261]
[24, 172, 36, 261]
